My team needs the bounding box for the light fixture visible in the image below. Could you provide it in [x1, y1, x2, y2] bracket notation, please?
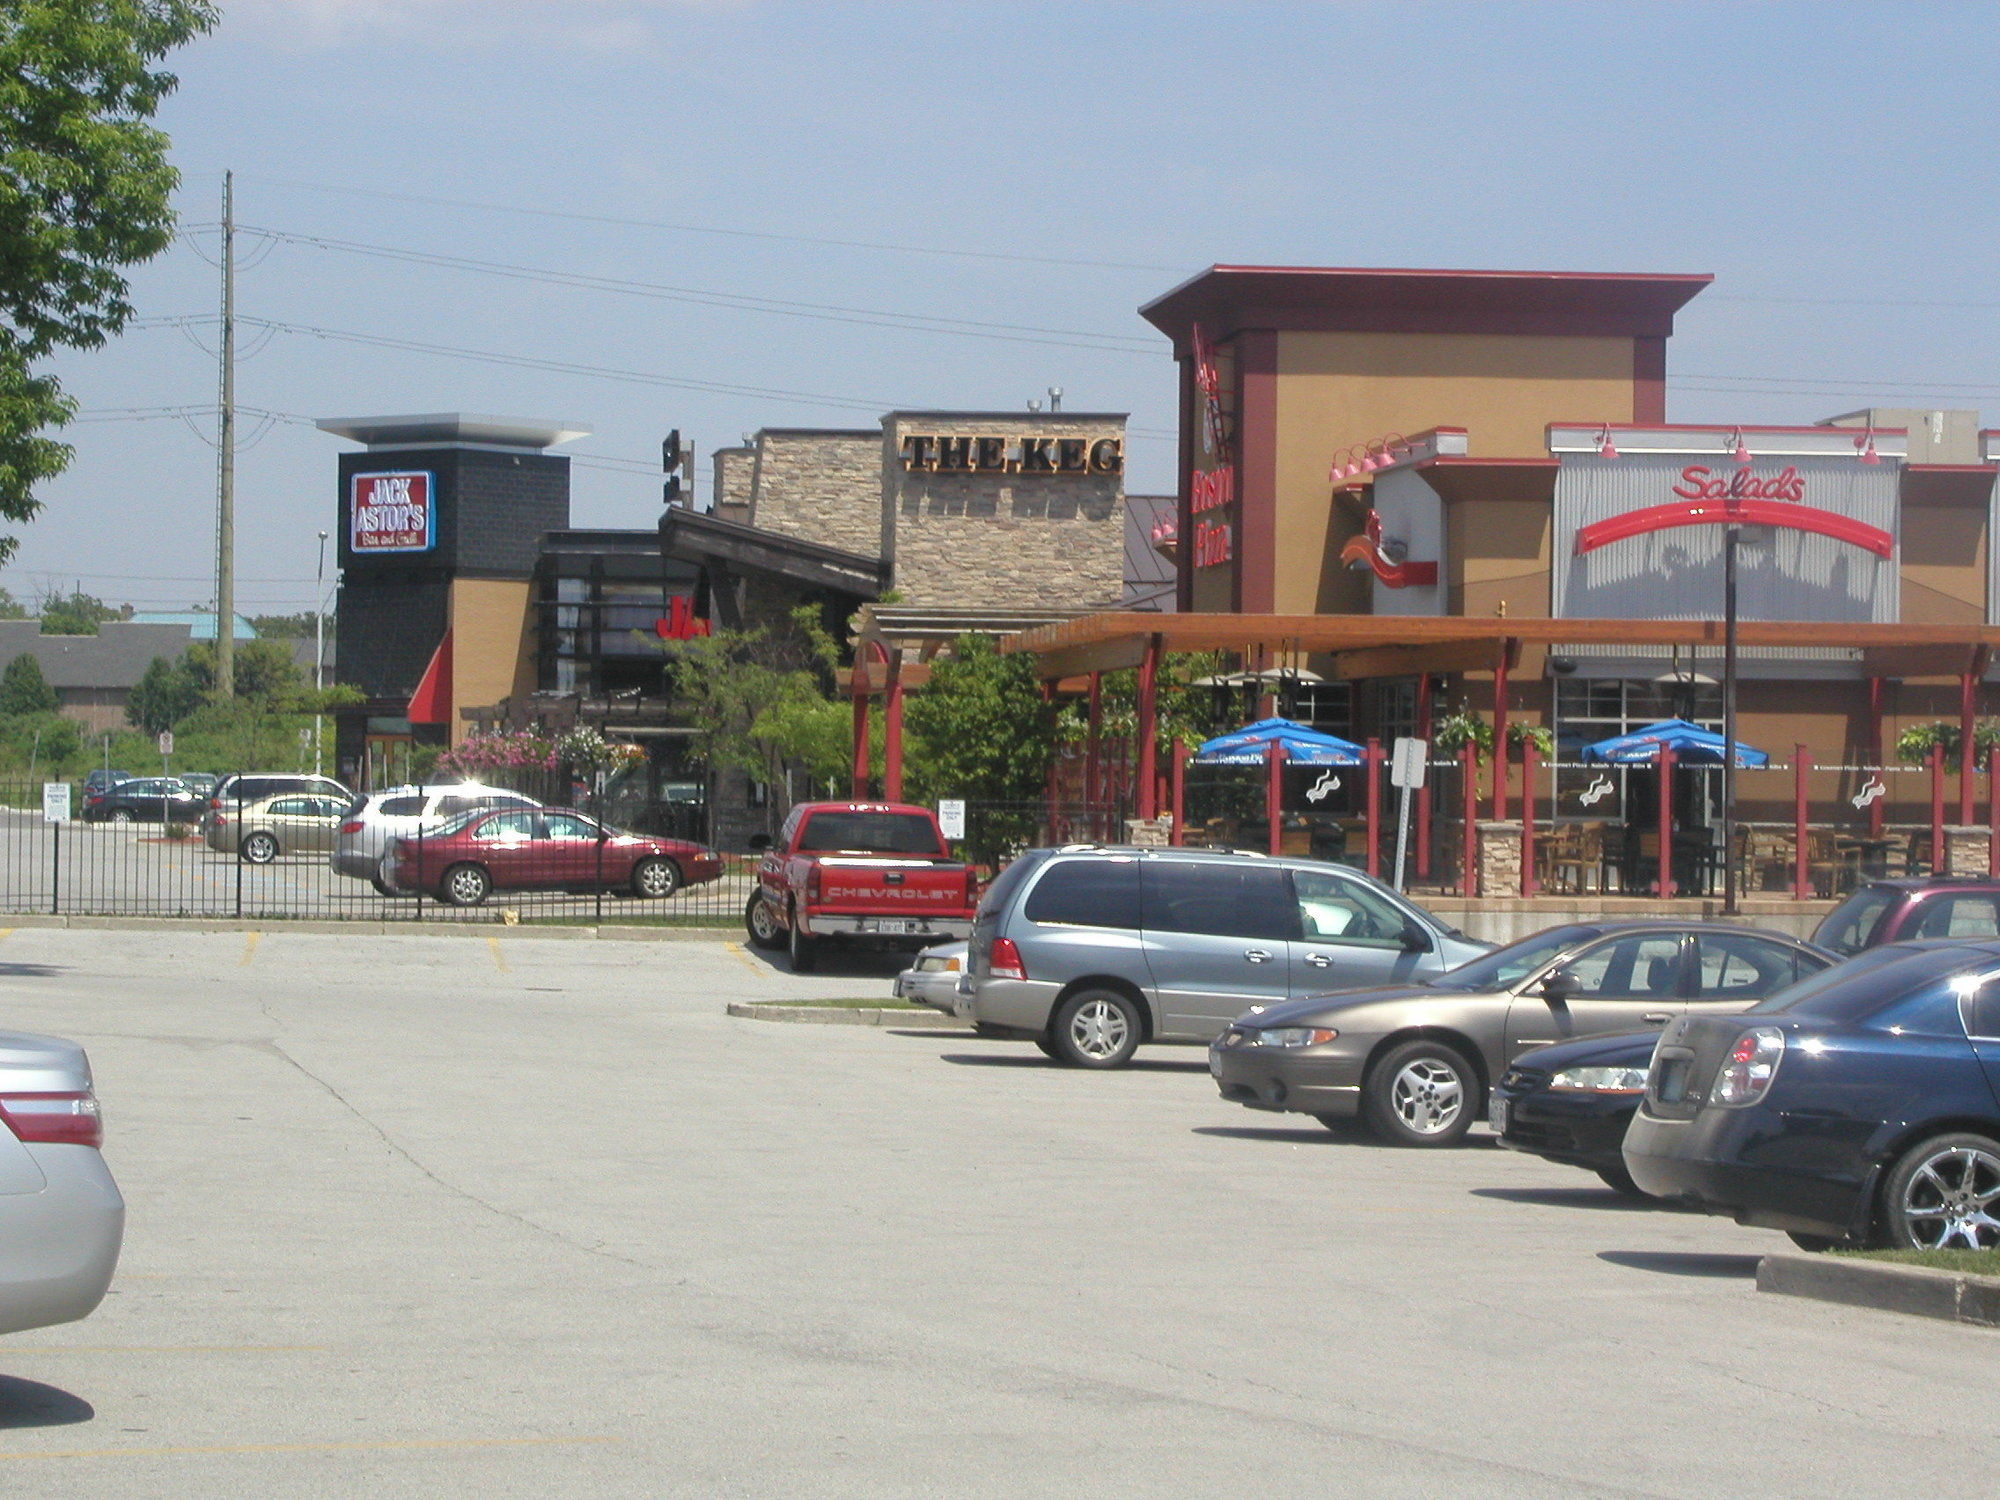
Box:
[1729, 427, 1752, 465]
[1855, 426, 1881, 465]
[1595, 424, 1619, 458]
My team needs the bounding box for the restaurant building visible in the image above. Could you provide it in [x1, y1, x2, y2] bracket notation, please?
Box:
[1003, 265, 2000, 893]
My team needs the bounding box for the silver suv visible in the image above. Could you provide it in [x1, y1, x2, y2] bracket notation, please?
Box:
[966, 846, 1489, 1068]
[331, 783, 541, 894]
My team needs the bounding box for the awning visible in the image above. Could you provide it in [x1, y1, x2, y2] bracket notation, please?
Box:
[1579, 719, 1767, 768]
[1193, 717, 1365, 766]
[407, 630, 454, 726]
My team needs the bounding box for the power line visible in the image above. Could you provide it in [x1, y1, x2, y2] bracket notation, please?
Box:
[240, 225, 1163, 355]
[239, 173, 1192, 275]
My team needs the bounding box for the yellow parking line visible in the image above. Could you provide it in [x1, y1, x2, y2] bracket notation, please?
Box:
[487, 936, 509, 972]
[238, 931, 260, 966]
[724, 941, 759, 976]
[0, 927, 13, 942]
[0, 1435, 615, 1462]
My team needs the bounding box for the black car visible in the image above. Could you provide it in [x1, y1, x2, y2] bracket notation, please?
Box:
[82, 777, 203, 824]
[1625, 940, 2000, 1250]
[1493, 936, 1836, 1192]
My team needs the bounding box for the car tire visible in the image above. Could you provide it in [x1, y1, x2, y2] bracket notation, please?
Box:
[1315, 1114, 1360, 1136]
[1596, 1165, 1647, 1198]
[240, 832, 279, 864]
[631, 857, 681, 900]
[787, 904, 819, 973]
[440, 863, 492, 908]
[745, 893, 783, 950]
[109, 809, 133, 825]
[1881, 1132, 2000, 1250]
[1048, 988, 1143, 1069]
[1033, 1036, 1063, 1060]
[1362, 1038, 1479, 1147]
[369, 875, 398, 898]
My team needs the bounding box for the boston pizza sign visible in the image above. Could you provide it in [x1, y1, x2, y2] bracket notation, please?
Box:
[350, 470, 435, 553]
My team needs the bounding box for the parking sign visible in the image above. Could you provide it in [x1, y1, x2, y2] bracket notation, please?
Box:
[42, 782, 70, 824]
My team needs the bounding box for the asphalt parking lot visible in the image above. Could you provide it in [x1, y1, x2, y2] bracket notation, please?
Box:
[0, 927, 1991, 1496]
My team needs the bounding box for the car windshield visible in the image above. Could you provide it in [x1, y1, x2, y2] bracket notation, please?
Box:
[1430, 927, 1597, 990]
[1812, 885, 1898, 955]
[1747, 941, 1995, 1022]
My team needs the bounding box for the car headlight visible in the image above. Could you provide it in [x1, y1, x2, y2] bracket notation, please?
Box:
[1547, 1066, 1649, 1094]
[1254, 1027, 1338, 1048]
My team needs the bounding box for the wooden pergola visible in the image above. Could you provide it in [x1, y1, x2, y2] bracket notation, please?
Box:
[996, 612, 2000, 825]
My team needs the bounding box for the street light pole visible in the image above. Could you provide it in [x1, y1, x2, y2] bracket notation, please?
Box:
[314, 528, 329, 777]
[1722, 522, 1740, 916]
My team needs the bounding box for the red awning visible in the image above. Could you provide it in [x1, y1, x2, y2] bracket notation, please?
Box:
[407, 629, 454, 725]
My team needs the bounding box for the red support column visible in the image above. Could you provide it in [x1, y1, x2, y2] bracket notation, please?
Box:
[882, 651, 904, 803]
[1084, 672, 1102, 838]
[1793, 744, 1809, 900]
[1365, 738, 1381, 879]
[1491, 650, 1510, 823]
[1170, 740, 1188, 846]
[1931, 743, 1946, 874]
[1040, 681, 1058, 840]
[1135, 635, 1160, 821]
[1868, 674, 1886, 839]
[1265, 740, 1285, 857]
[1415, 673, 1434, 880]
[850, 672, 870, 799]
[1656, 743, 1675, 898]
[1989, 746, 1999, 878]
[1460, 743, 1478, 897]
[1521, 740, 1539, 897]
[1961, 670, 1978, 829]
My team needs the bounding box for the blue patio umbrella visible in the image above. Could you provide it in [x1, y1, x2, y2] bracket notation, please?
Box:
[1579, 718, 1769, 768]
[1192, 717, 1366, 766]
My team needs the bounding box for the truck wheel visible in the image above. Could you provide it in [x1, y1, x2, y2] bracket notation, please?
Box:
[787, 905, 819, 973]
[745, 893, 783, 949]
[1049, 988, 1142, 1069]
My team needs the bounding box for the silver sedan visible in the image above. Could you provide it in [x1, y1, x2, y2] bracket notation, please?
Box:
[893, 942, 968, 1015]
[0, 1030, 124, 1334]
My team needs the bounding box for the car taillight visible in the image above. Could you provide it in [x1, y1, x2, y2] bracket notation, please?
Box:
[964, 867, 979, 908]
[0, 1091, 103, 1148]
[807, 865, 822, 901]
[1711, 1027, 1784, 1107]
[989, 937, 1026, 981]
[339, 821, 364, 834]
[208, 798, 221, 811]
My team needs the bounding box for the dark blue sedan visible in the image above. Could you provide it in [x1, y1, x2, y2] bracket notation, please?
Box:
[1625, 941, 2000, 1251]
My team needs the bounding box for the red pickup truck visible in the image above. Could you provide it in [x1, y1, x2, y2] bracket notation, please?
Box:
[744, 802, 977, 972]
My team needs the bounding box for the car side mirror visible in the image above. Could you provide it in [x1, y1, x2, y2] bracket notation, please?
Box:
[1399, 923, 1432, 955]
[1540, 968, 1580, 1004]
[747, 833, 772, 852]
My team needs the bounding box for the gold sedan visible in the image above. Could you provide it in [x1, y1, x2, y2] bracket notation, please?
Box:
[204, 792, 351, 864]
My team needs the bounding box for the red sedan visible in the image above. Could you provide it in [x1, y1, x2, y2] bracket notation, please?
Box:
[393, 807, 723, 906]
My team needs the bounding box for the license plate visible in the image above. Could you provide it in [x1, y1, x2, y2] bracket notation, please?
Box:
[873, 920, 914, 935]
[1489, 1095, 1510, 1135]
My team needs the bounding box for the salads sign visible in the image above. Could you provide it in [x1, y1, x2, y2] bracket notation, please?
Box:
[350, 470, 435, 553]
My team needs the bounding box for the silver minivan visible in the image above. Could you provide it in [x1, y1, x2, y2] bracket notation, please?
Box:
[965, 847, 1490, 1068]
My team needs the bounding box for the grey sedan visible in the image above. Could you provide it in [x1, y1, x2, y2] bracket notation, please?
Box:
[1210, 921, 1832, 1147]
[893, 942, 968, 1015]
[0, 1029, 124, 1334]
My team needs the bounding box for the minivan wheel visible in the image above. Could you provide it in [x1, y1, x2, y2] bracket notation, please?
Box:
[1362, 1039, 1478, 1146]
[240, 832, 279, 864]
[1049, 989, 1142, 1069]
[1881, 1133, 2000, 1250]
[745, 893, 783, 949]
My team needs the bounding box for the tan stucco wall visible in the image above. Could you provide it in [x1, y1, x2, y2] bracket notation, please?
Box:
[1901, 498, 1987, 625]
[1271, 331, 1638, 615]
[1446, 498, 1553, 619]
[450, 578, 536, 746]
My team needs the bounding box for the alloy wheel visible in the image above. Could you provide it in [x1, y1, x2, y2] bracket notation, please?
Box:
[1389, 1058, 1465, 1136]
[1899, 1145, 2000, 1249]
[1065, 998, 1130, 1062]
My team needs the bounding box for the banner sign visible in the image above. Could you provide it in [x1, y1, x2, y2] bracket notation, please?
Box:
[350, 471, 436, 553]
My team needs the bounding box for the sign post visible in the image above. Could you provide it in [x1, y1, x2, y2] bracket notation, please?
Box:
[42, 782, 69, 917]
[1389, 737, 1428, 892]
[157, 729, 174, 779]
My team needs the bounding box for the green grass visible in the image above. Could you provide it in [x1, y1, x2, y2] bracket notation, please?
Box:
[1835, 1247, 2000, 1275]
[748, 998, 925, 1010]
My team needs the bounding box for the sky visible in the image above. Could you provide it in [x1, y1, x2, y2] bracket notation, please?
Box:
[13, 0, 2000, 619]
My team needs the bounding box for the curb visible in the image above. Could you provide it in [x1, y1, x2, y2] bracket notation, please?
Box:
[1757, 1252, 2000, 1327]
[0, 914, 742, 941]
[726, 1001, 968, 1028]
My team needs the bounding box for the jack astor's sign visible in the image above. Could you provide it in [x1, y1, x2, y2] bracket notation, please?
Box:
[899, 434, 1122, 475]
[349, 470, 435, 553]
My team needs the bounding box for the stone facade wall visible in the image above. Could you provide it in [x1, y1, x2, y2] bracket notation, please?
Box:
[880, 412, 1126, 610]
[711, 445, 755, 526]
[748, 430, 881, 560]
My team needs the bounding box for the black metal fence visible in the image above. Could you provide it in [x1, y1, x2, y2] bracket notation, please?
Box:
[2, 782, 755, 926]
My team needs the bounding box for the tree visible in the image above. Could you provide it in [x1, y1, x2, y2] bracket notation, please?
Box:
[37, 587, 118, 635]
[0, 1, 218, 560]
[903, 633, 1059, 861]
[0, 651, 56, 713]
[0, 585, 26, 619]
[126, 653, 199, 733]
[183, 638, 304, 703]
